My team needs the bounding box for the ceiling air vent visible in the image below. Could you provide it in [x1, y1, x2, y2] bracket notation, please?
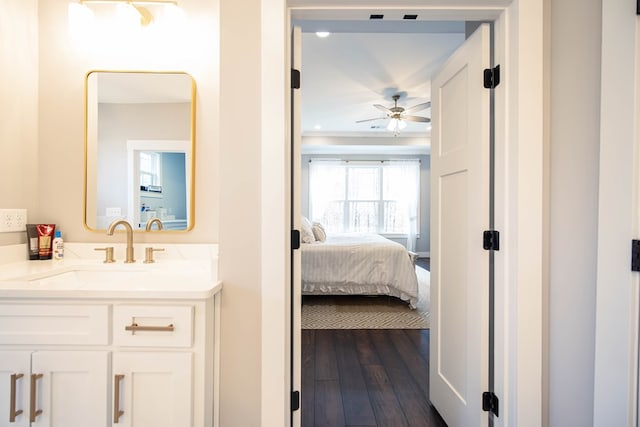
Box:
[403, 14, 418, 20]
[369, 14, 384, 19]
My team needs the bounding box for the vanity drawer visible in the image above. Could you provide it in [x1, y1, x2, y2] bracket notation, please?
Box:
[0, 304, 109, 345]
[113, 305, 193, 348]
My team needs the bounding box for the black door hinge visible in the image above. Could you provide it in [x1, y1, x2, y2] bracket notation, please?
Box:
[291, 230, 301, 250]
[291, 69, 301, 89]
[632, 240, 640, 271]
[483, 230, 500, 251]
[291, 390, 300, 411]
[482, 391, 499, 416]
[483, 65, 500, 89]
[637, 0, 640, 15]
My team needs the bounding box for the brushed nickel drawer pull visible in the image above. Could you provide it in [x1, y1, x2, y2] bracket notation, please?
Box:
[30, 374, 43, 422]
[9, 373, 23, 422]
[114, 374, 124, 423]
[125, 322, 175, 333]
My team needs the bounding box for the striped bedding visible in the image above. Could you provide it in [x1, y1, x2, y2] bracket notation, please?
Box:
[301, 233, 419, 308]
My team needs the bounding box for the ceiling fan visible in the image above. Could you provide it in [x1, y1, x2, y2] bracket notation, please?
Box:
[356, 94, 431, 132]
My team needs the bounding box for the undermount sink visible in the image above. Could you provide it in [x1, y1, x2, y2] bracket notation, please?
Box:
[32, 268, 150, 285]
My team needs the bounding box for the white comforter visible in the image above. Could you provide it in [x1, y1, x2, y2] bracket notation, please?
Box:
[301, 233, 419, 308]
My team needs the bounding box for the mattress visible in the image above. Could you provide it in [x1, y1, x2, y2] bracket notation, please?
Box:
[301, 233, 419, 308]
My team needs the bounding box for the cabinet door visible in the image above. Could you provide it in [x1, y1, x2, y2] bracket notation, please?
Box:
[112, 352, 192, 427]
[0, 351, 31, 427]
[31, 351, 109, 427]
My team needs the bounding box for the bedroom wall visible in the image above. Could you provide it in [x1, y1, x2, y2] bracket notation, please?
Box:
[301, 153, 431, 255]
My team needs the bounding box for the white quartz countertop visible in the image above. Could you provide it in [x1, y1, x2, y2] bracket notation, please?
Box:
[0, 243, 221, 300]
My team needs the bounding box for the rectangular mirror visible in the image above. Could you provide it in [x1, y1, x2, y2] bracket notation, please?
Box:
[84, 71, 196, 231]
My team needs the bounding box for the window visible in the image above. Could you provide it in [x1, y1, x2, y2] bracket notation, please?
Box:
[139, 151, 161, 187]
[309, 159, 420, 235]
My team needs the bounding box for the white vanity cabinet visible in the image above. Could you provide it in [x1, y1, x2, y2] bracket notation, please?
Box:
[0, 297, 218, 427]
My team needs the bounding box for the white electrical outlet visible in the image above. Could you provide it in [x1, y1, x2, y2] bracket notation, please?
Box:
[0, 209, 28, 233]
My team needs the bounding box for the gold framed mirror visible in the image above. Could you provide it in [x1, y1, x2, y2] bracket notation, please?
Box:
[84, 71, 196, 231]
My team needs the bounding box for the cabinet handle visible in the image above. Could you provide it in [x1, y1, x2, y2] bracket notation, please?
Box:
[9, 373, 24, 422]
[125, 323, 174, 333]
[29, 374, 43, 422]
[114, 374, 124, 423]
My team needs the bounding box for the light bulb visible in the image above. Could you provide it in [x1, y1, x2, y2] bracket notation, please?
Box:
[159, 4, 186, 26]
[116, 2, 140, 27]
[398, 119, 407, 130]
[68, 2, 95, 30]
[387, 118, 398, 131]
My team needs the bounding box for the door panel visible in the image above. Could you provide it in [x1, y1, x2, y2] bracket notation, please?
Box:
[112, 352, 192, 427]
[430, 23, 491, 427]
[32, 351, 109, 427]
[0, 352, 31, 427]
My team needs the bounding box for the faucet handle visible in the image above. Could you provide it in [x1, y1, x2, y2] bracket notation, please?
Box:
[144, 247, 165, 264]
[95, 247, 115, 263]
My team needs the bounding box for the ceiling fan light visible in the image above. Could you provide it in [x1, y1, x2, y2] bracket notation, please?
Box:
[387, 118, 398, 131]
[398, 119, 407, 130]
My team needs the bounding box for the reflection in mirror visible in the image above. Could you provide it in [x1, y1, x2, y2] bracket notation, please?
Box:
[84, 71, 195, 231]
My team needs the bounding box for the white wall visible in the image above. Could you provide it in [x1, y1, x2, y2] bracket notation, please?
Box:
[36, 0, 219, 245]
[0, 0, 39, 246]
[548, 0, 601, 425]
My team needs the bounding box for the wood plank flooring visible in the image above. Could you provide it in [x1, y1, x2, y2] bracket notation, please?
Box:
[301, 329, 447, 427]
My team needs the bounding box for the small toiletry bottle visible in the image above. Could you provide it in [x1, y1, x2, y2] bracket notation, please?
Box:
[52, 230, 64, 260]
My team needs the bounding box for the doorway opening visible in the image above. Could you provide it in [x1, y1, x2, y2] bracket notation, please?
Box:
[292, 10, 502, 425]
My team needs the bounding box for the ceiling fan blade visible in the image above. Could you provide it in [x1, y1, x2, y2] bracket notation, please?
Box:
[356, 117, 387, 123]
[373, 104, 392, 114]
[403, 101, 431, 114]
[403, 115, 431, 123]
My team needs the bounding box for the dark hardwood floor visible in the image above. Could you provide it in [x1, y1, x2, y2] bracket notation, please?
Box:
[301, 329, 447, 427]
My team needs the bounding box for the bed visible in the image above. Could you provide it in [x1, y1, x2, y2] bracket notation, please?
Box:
[301, 232, 419, 308]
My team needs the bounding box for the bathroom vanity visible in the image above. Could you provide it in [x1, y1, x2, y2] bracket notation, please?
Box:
[0, 243, 220, 427]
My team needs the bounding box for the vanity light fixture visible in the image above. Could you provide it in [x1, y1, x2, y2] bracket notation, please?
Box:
[72, 0, 179, 26]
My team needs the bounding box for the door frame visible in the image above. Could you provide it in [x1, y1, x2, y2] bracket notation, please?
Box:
[279, 1, 545, 426]
[261, 0, 548, 426]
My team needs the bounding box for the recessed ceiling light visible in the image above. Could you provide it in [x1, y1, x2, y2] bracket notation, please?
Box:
[315, 31, 330, 38]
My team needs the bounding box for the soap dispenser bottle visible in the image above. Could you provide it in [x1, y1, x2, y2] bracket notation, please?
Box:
[52, 230, 64, 260]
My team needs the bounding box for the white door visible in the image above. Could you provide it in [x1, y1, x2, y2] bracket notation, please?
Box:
[429, 23, 491, 427]
[0, 351, 31, 427]
[31, 351, 109, 427]
[111, 352, 192, 427]
[290, 25, 302, 427]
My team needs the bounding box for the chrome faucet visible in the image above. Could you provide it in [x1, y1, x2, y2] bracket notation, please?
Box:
[106, 219, 135, 263]
[145, 217, 164, 231]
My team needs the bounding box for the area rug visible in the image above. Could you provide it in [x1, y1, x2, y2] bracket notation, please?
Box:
[301, 266, 430, 329]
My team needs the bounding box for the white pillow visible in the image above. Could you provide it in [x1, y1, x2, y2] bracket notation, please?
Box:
[312, 222, 326, 242]
[300, 216, 315, 243]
